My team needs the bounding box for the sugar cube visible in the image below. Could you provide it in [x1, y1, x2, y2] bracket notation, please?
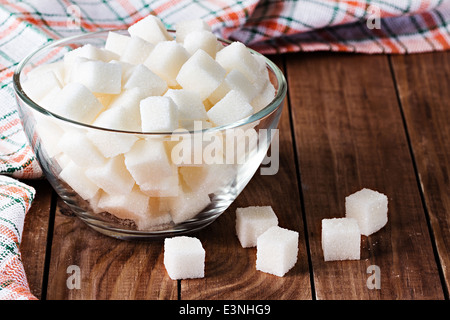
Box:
[63, 44, 105, 66]
[124, 64, 167, 97]
[71, 59, 122, 94]
[168, 186, 211, 224]
[50, 82, 104, 124]
[140, 96, 179, 132]
[216, 41, 260, 83]
[57, 129, 106, 167]
[175, 19, 212, 43]
[128, 15, 172, 44]
[22, 70, 62, 103]
[163, 89, 207, 121]
[345, 188, 388, 236]
[251, 80, 276, 113]
[59, 160, 100, 201]
[176, 49, 226, 100]
[92, 101, 141, 132]
[124, 138, 178, 196]
[164, 236, 205, 280]
[120, 36, 154, 65]
[96, 186, 150, 228]
[183, 30, 218, 57]
[85, 155, 135, 195]
[321, 217, 361, 261]
[208, 69, 258, 104]
[105, 31, 131, 56]
[207, 90, 254, 126]
[235, 206, 279, 248]
[179, 163, 235, 195]
[86, 130, 138, 158]
[144, 40, 190, 87]
[256, 226, 299, 277]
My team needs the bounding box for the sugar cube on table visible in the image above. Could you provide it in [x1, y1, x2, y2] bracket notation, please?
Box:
[207, 90, 254, 126]
[163, 89, 207, 121]
[120, 36, 154, 65]
[96, 186, 151, 229]
[256, 226, 299, 277]
[235, 206, 279, 248]
[71, 59, 122, 94]
[140, 96, 179, 132]
[321, 217, 361, 261]
[175, 19, 212, 43]
[183, 30, 219, 57]
[164, 236, 205, 280]
[105, 31, 131, 56]
[85, 155, 135, 196]
[208, 69, 258, 105]
[57, 129, 106, 167]
[49, 82, 104, 124]
[59, 160, 100, 201]
[345, 188, 388, 236]
[176, 49, 226, 100]
[124, 64, 168, 97]
[216, 41, 260, 83]
[144, 40, 190, 87]
[128, 14, 173, 44]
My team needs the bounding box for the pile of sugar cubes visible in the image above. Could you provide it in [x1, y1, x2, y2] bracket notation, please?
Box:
[163, 205, 298, 280]
[322, 188, 389, 261]
[22, 15, 277, 230]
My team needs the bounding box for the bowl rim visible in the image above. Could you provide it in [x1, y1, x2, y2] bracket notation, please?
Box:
[13, 28, 287, 136]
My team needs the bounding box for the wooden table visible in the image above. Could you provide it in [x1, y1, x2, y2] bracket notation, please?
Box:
[19, 51, 449, 300]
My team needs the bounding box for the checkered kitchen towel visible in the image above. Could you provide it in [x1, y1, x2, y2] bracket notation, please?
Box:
[0, 0, 449, 300]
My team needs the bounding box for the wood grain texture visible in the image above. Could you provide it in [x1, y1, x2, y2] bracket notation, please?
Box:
[390, 52, 450, 297]
[286, 52, 445, 299]
[20, 178, 53, 300]
[179, 56, 312, 300]
[45, 199, 177, 300]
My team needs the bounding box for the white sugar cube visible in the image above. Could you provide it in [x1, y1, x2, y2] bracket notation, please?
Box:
[256, 226, 299, 277]
[140, 96, 179, 132]
[183, 30, 218, 57]
[164, 236, 205, 280]
[50, 82, 104, 124]
[208, 69, 258, 104]
[179, 163, 235, 195]
[124, 139, 177, 196]
[216, 41, 260, 83]
[164, 89, 207, 121]
[168, 186, 211, 224]
[26, 61, 65, 85]
[175, 19, 212, 43]
[235, 206, 279, 248]
[22, 70, 62, 103]
[59, 160, 100, 201]
[176, 49, 226, 100]
[138, 197, 173, 230]
[105, 31, 131, 56]
[345, 188, 388, 236]
[207, 90, 254, 126]
[86, 130, 138, 158]
[107, 86, 146, 111]
[144, 40, 190, 87]
[57, 129, 106, 167]
[120, 36, 154, 65]
[85, 155, 135, 195]
[96, 186, 150, 228]
[63, 44, 104, 66]
[124, 64, 168, 96]
[35, 116, 64, 158]
[71, 59, 122, 94]
[321, 217, 361, 261]
[251, 80, 276, 113]
[93, 100, 141, 132]
[128, 14, 172, 44]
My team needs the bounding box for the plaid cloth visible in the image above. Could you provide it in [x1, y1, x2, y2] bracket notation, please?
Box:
[0, 0, 449, 300]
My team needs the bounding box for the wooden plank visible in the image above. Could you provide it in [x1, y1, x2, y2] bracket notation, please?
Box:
[20, 178, 53, 300]
[390, 52, 450, 297]
[179, 56, 312, 300]
[286, 52, 445, 299]
[45, 198, 177, 300]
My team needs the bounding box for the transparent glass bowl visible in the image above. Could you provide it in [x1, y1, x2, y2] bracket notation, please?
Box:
[13, 30, 287, 240]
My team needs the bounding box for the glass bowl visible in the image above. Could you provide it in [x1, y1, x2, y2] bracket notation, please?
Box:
[13, 29, 287, 240]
